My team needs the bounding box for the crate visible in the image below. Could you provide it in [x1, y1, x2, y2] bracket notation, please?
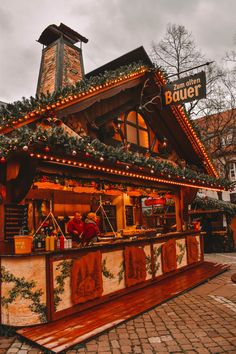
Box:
[14, 236, 33, 254]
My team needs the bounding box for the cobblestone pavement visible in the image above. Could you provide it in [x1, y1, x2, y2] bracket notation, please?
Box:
[1, 253, 236, 354]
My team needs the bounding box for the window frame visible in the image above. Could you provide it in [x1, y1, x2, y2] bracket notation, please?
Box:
[124, 111, 150, 150]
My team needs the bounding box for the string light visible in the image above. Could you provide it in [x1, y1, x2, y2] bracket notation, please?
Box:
[32, 153, 225, 192]
[0, 65, 148, 134]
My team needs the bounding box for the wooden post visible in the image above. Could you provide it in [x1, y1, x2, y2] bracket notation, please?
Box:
[174, 189, 183, 231]
[0, 163, 7, 243]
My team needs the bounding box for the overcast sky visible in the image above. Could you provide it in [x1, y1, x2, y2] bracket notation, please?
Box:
[0, 0, 235, 103]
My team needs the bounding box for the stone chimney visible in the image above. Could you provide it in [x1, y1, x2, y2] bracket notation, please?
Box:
[36, 23, 88, 96]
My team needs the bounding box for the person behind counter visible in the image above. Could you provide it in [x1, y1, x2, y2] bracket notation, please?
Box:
[67, 212, 84, 243]
[81, 212, 100, 246]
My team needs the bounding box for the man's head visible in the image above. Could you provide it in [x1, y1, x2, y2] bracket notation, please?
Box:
[74, 212, 82, 221]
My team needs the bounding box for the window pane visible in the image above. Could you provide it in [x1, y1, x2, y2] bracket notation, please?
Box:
[139, 129, 149, 148]
[127, 111, 137, 124]
[127, 124, 138, 144]
[137, 113, 147, 129]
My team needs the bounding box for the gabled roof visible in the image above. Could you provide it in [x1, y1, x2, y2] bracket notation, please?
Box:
[37, 23, 88, 46]
[0, 47, 220, 185]
[86, 46, 153, 78]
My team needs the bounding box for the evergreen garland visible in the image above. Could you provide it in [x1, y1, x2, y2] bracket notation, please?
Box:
[192, 196, 236, 217]
[102, 258, 115, 279]
[152, 245, 162, 276]
[0, 125, 231, 189]
[54, 260, 72, 311]
[118, 261, 125, 284]
[1, 266, 47, 323]
[0, 61, 149, 127]
[176, 241, 186, 265]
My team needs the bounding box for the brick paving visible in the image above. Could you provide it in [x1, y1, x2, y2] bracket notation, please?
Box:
[1, 253, 236, 354]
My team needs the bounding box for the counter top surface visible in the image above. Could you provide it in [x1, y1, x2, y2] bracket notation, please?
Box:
[0, 230, 200, 257]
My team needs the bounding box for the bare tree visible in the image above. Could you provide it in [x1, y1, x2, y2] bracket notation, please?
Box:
[151, 23, 223, 118]
[151, 24, 203, 78]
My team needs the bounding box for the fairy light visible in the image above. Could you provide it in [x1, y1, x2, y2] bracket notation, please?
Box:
[32, 152, 225, 192]
[1, 67, 148, 134]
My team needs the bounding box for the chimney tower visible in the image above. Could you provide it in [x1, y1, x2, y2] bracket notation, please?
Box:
[36, 23, 88, 96]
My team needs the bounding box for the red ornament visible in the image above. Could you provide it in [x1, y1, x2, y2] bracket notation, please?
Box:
[0, 157, 6, 164]
[44, 146, 50, 152]
[85, 152, 90, 157]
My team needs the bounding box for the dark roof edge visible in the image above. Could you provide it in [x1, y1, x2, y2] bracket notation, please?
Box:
[86, 46, 153, 78]
[38, 23, 88, 46]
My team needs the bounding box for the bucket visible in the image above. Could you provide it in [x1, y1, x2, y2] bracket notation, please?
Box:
[14, 236, 33, 254]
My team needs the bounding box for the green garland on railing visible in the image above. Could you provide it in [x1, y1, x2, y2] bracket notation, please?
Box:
[192, 196, 236, 216]
[0, 125, 231, 189]
[0, 266, 47, 323]
[0, 61, 150, 127]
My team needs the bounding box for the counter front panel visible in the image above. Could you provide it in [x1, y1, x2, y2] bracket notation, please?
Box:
[0, 232, 203, 326]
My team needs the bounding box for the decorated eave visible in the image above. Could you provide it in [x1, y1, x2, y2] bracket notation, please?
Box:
[0, 123, 231, 191]
[0, 58, 230, 191]
[152, 72, 218, 179]
[0, 64, 217, 178]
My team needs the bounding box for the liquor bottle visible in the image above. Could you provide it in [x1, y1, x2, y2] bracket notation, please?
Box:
[37, 236, 42, 249]
[67, 236, 72, 248]
[41, 236, 46, 250]
[45, 235, 50, 251]
[64, 237, 68, 249]
[59, 235, 65, 250]
[49, 235, 55, 251]
[54, 235, 58, 250]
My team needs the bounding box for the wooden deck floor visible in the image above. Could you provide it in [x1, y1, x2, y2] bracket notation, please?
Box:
[17, 261, 229, 353]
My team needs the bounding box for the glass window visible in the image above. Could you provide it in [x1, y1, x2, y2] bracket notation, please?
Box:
[139, 129, 149, 147]
[229, 162, 236, 181]
[127, 111, 136, 124]
[125, 111, 150, 150]
[127, 125, 138, 145]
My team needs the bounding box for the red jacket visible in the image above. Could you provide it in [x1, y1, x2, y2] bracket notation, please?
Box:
[67, 218, 84, 239]
[82, 221, 100, 245]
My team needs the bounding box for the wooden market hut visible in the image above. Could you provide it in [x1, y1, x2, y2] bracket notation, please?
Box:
[0, 24, 231, 352]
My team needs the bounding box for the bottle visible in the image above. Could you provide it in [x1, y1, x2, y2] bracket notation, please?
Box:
[67, 236, 72, 248]
[59, 235, 65, 250]
[37, 235, 42, 249]
[54, 235, 58, 250]
[33, 236, 38, 250]
[57, 237, 60, 249]
[41, 236, 46, 250]
[49, 235, 55, 251]
[45, 235, 50, 251]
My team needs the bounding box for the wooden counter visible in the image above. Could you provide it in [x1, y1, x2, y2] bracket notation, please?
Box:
[0, 230, 203, 327]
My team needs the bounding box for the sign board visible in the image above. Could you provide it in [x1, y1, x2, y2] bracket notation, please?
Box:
[144, 197, 166, 206]
[162, 71, 206, 106]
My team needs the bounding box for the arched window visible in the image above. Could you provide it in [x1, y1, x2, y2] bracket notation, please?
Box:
[125, 111, 149, 149]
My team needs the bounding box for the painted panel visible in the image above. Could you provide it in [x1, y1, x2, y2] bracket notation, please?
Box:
[162, 239, 177, 273]
[176, 238, 187, 268]
[1, 256, 46, 326]
[71, 252, 103, 305]
[153, 242, 164, 278]
[102, 250, 125, 295]
[124, 246, 146, 287]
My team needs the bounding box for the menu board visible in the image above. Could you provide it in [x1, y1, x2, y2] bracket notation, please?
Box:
[125, 206, 134, 226]
[4, 204, 28, 240]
